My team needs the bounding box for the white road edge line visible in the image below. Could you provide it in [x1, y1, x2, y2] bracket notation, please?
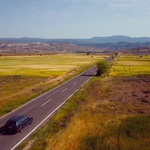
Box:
[11, 100, 67, 150]
[0, 66, 96, 120]
[10, 68, 96, 150]
[41, 99, 52, 107]
[67, 94, 74, 100]
[75, 89, 78, 93]
[81, 75, 93, 87]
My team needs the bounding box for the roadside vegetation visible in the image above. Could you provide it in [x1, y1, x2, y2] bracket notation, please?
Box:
[1, 54, 149, 150]
[96, 60, 110, 76]
[19, 54, 150, 150]
[110, 55, 150, 76]
[0, 54, 105, 116]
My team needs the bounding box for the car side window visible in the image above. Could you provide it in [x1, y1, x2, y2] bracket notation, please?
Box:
[16, 116, 28, 125]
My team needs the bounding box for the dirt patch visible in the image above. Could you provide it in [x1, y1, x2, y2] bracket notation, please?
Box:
[108, 75, 150, 115]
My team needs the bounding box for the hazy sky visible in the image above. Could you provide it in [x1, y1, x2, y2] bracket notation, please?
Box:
[0, 0, 150, 38]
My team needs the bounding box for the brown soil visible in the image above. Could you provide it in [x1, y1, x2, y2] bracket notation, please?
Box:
[107, 75, 150, 115]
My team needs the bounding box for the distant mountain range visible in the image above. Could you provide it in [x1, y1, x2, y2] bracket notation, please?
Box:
[1, 35, 150, 50]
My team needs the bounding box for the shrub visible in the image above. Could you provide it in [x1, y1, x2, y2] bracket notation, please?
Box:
[96, 60, 110, 76]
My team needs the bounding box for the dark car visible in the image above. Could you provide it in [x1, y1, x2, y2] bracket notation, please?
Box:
[4, 115, 33, 133]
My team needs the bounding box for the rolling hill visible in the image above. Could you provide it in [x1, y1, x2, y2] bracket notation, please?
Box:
[0, 35, 150, 51]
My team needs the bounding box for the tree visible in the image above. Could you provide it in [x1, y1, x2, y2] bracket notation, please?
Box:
[96, 60, 110, 76]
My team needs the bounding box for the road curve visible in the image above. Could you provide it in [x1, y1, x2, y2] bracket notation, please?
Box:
[0, 66, 97, 150]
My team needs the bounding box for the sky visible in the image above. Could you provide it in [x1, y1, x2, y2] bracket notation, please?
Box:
[0, 0, 150, 38]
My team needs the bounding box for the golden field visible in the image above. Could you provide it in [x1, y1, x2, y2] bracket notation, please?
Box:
[0, 54, 105, 116]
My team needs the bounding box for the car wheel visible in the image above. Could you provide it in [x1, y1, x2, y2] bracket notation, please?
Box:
[29, 118, 33, 125]
[29, 120, 32, 125]
[18, 127, 22, 132]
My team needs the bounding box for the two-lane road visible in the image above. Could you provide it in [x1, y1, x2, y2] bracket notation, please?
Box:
[0, 66, 97, 150]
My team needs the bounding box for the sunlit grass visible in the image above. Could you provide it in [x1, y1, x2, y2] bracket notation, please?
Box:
[21, 76, 150, 150]
[19, 54, 150, 150]
[110, 55, 150, 76]
[0, 54, 103, 77]
[119, 115, 150, 150]
[0, 54, 105, 116]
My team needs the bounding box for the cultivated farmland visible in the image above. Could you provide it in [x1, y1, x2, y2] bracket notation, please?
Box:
[110, 55, 150, 76]
[0, 54, 105, 116]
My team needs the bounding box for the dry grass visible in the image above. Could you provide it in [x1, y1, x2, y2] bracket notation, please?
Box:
[0, 54, 105, 116]
[19, 54, 150, 150]
[42, 78, 118, 150]
[43, 76, 150, 150]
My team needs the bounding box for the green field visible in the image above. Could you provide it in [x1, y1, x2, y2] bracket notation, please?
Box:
[0, 54, 105, 116]
[110, 55, 150, 76]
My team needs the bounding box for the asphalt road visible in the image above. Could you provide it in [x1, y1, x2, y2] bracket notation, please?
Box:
[0, 66, 97, 150]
